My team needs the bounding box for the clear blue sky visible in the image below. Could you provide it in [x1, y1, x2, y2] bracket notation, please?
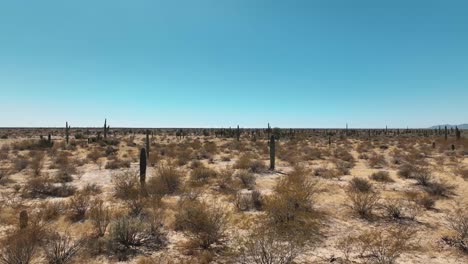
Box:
[1, 0, 467, 128]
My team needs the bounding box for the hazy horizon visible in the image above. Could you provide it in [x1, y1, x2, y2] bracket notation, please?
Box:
[1, 1, 467, 128]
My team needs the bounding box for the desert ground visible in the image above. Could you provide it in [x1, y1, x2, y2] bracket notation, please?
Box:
[0, 126, 467, 264]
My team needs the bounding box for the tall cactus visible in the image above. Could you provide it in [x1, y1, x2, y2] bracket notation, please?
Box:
[455, 126, 461, 140]
[19, 210, 28, 229]
[104, 119, 107, 139]
[269, 135, 275, 170]
[267, 123, 271, 141]
[146, 130, 150, 158]
[237, 125, 240, 141]
[140, 148, 147, 186]
[48, 134, 51, 144]
[65, 121, 70, 144]
[444, 126, 448, 141]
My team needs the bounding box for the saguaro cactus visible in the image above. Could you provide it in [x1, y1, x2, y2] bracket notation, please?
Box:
[140, 148, 147, 186]
[19, 210, 28, 229]
[455, 127, 461, 140]
[269, 135, 275, 170]
[146, 130, 150, 158]
[47, 134, 51, 144]
[104, 119, 107, 139]
[267, 123, 271, 141]
[65, 122, 70, 144]
[237, 125, 240, 141]
[445, 126, 448, 141]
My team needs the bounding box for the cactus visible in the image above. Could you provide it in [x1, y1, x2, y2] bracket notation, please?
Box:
[104, 119, 107, 139]
[19, 210, 28, 229]
[237, 125, 240, 141]
[65, 122, 70, 144]
[140, 148, 147, 186]
[267, 123, 271, 141]
[445, 126, 448, 141]
[432, 142, 436, 149]
[146, 130, 150, 158]
[47, 133, 51, 144]
[455, 127, 461, 140]
[328, 135, 331, 147]
[269, 135, 275, 170]
[451, 144, 455, 151]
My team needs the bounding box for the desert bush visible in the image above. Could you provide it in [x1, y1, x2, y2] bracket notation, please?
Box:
[29, 151, 45, 177]
[68, 192, 90, 222]
[174, 199, 229, 249]
[22, 176, 76, 198]
[190, 166, 217, 185]
[349, 177, 373, 193]
[346, 189, 380, 218]
[339, 226, 417, 264]
[234, 154, 266, 173]
[235, 190, 262, 211]
[424, 180, 455, 197]
[445, 205, 468, 253]
[334, 160, 353, 175]
[397, 163, 427, 179]
[112, 170, 140, 200]
[239, 227, 300, 264]
[146, 164, 182, 196]
[264, 166, 321, 241]
[0, 225, 44, 264]
[107, 216, 166, 260]
[368, 153, 388, 168]
[88, 199, 110, 237]
[105, 158, 131, 170]
[236, 170, 256, 190]
[86, 148, 104, 163]
[313, 166, 338, 178]
[455, 166, 468, 180]
[334, 147, 355, 163]
[370, 171, 394, 182]
[13, 156, 29, 173]
[382, 198, 420, 221]
[217, 168, 237, 194]
[38, 201, 66, 222]
[42, 232, 83, 264]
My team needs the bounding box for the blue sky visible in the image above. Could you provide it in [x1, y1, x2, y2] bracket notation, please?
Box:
[1, 0, 467, 128]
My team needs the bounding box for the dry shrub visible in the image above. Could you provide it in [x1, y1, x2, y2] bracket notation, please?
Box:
[0, 225, 44, 264]
[338, 226, 418, 264]
[174, 199, 229, 249]
[236, 170, 256, 190]
[107, 215, 166, 261]
[42, 231, 83, 264]
[68, 192, 91, 222]
[105, 158, 131, 170]
[190, 166, 217, 186]
[234, 154, 266, 173]
[404, 191, 435, 210]
[444, 205, 468, 253]
[370, 171, 394, 182]
[397, 163, 426, 179]
[12, 156, 29, 173]
[22, 176, 76, 198]
[455, 166, 468, 180]
[88, 199, 110, 237]
[424, 179, 455, 197]
[38, 201, 66, 222]
[235, 190, 262, 211]
[29, 151, 45, 177]
[382, 198, 420, 221]
[264, 166, 321, 242]
[217, 168, 237, 194]
[147, 164, 182, 196]
[313, 166, 338, 179]
[346, 189, 380, 218]
[368, 153, 388, 168]
[86, 148, 104, 163]
[334, 147, 355, 164]
[112, 170, 140, 200]
[349, 177, 373, 193]
[334, 160, 353, 175]
[238, 227, 300, 264]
